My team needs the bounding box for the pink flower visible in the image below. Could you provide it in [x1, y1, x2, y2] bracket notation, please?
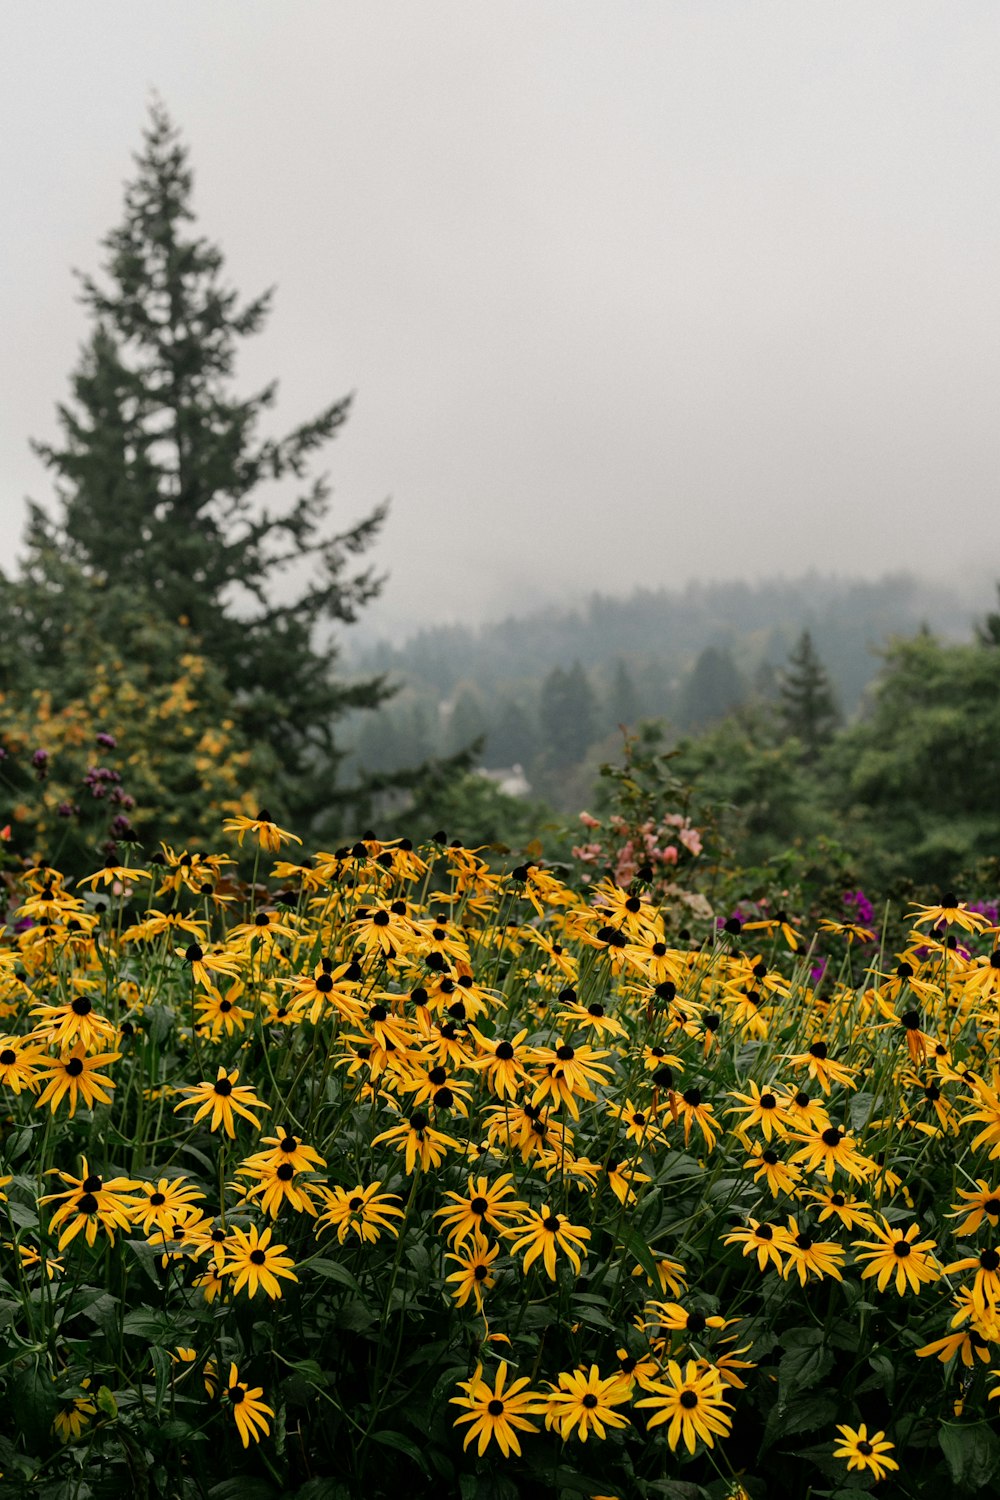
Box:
[679, 827, 702, 857]
[572, 842, 603, 865]
[578, 811, 601, 829]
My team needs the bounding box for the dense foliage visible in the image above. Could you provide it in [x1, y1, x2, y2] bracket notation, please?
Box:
[2, 748, 1000, 1498]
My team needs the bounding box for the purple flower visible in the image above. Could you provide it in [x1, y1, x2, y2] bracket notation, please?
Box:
[810, 957, 828, 985]
[95, 732, 117, 750]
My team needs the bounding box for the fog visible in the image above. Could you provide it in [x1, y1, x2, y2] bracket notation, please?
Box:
[3, 2, 999, 641]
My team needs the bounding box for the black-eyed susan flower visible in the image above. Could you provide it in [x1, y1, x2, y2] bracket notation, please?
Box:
[372, 1111, 460, 1174]
[672, 1087, 720, 1151]
[783, 1039, 858, 1094]
[434, 1173, 527, 1246]
[35, 1042, 121, 1117]
[193, 979, 253, 1039]
[315, 1182, 405, 1244]
[779, 1216, 846, 1285]
[743, 1143, 803, 1198]
[468, 1027, 533, 1099]
[449, 1360, 543, 1458]
[446, 1232, 500, 1311]
[943, 1244, 1000, 1313]
[635, 1359, 733, 1453]
[544, 1364, 631, 1442]
[790, 1123, 870, 1182]
[907, 894, 989, 934]
[237, 1158, 322, 1218]
[832, 1423, 899, 1481]
[53, 1385, 97, 1443]
[852, 1217, 941, 1295]
[129, 1177, 205, 1234]
[173, 1066, 269, 1137]
[721, 1218, 792, 1274]
[948, 1179, 1000, 1236]
[506, 1205, 591, 1280]
[0, 1034, 44, 1094]
[28, 990, 117, 1051]
[726, 1080, 792, 1141]
[804, 1187, 878, 1233]
[531, 1041, 614, 1119]
[41, 1158, 138, 1250]
[223, 810, 302, 853]
[224, 1363, 275, 1447]
[221, 1223, 298, 1299]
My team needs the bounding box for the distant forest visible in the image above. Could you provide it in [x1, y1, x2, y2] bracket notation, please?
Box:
[343, 573, 982, 812]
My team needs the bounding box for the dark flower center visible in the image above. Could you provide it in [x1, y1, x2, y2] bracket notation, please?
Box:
[893, 1241, 911, 1258]
[985, 1199, 1000, 1216]
[496, 1042, 515, 1060]
[679, 1390, 699, 1409]
[831, 1194, 846, 1207]
[316, 974, 333, 993]
[795, 1233, 812, 1250]
[250, 1249, 267, 1265]
[71, 996, 93, 1016]
[762, 1150, 779, 1166]
[0, 1050, 15, 1066]
[78, 1194, 99, 1215]
[83, 1174, 102, 1192]
[857, 1440, 873, 1455]
[821, 1128, 842, 1147]
[809, 1042, 828, 1059]
[981, 1250, 1000, 1271]
[66, 1058, 84, 1076]
[556, 1045, 575, 1061]
[474, 1264, 489, 1281]
[682, 1088, 701, 1107]
[214, 1078, 233, 1096]
[277, 1164, 295, 1181]
[686, 1312, 707, 1333]
[230, 1387, 245, 1405]
[150, 1192, 166, 1206]
[543, 1216, 561, 1233]
[280, 1136, 297, 1152]
[759, 1093, 777, 1109]
[756, 1225, 773, 1241]
[582, 1392, 599, 1408]
[487, 1399, 505, 1416]
[471, 1197, 489, 1215]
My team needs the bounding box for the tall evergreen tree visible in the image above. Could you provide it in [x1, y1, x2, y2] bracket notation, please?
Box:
[22, 102, 392, 827]
[679, 645, 744, 729]
[539, 661, 596, 767]
[779, 629, 841, 759]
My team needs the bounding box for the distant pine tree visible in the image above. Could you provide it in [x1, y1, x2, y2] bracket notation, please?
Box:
[539, 661, 597, 767]
[779, 630, 841, 759]
[680, 646, 744, 729]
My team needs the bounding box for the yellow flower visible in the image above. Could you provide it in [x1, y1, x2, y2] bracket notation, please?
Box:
[222, 810, 302, 852]
[224, 1363, 275, 1447]
[832, 1423, 899, 1481]
[173, 1066, 269, 1137]
[635, 1359, 733, 1453]
[221, 1223, 298, 1299]
[506, 1205, 591, 1280]
[34, 1042, 121, 1117]
[544, 1364, 631, 1442]
[449, 1361, 543, 1457]
[852, 1217, 941, 1295]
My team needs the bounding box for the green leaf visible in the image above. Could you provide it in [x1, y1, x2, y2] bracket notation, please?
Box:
[616, 1223, 662, 1287]
[777, 1328, 834, 1396]
[370, 1429, 432, 1477]
[208, 1481, 278, 1500]
[95, 1385, 118, 1419]
[939, 1421, 1000, 1490]
[307, 1257, 362, 1295]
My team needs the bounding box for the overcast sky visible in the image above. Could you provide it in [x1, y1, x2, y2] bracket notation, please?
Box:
[3, 3, 999, 640]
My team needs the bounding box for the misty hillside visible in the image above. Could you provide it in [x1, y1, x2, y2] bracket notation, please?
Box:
[343, 572, 991, 811]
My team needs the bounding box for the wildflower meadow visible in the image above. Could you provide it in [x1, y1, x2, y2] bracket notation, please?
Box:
[2, 741, 1000, 1500]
